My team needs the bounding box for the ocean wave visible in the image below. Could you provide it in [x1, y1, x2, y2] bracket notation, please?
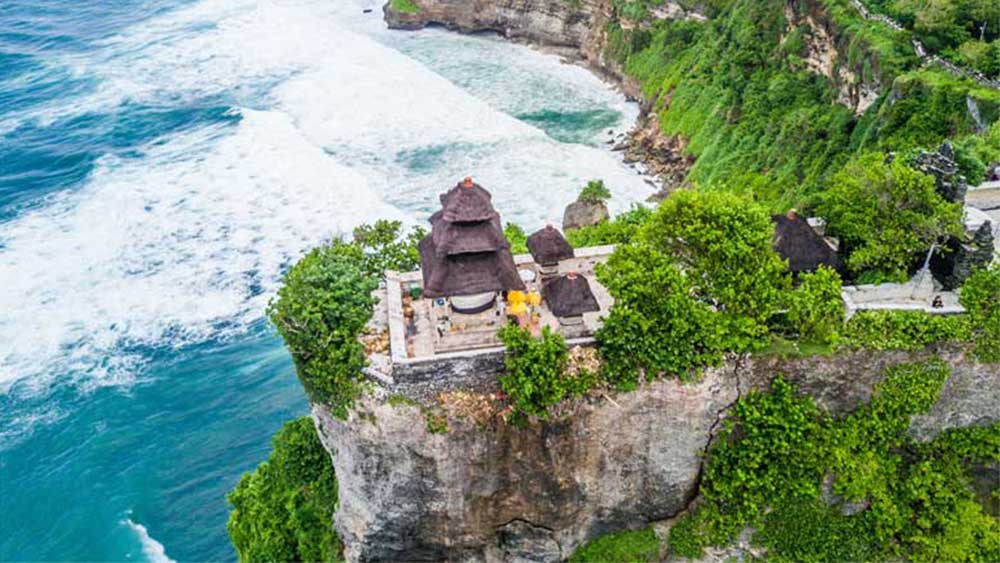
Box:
[0, 0, 651, 421]
[124, 518, 177, 563]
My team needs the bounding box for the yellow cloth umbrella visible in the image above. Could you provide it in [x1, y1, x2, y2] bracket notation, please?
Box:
[527, 291, 542, 307]
[508, 301, 528, 316]
[507, 290, 526, 305]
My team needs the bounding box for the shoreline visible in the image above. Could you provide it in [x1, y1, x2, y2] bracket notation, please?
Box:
[382, 5, 689, 200]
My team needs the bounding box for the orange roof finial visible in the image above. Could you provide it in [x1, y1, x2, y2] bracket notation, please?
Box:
[463, 176, 473, 188]
[567, 270, 578, 279]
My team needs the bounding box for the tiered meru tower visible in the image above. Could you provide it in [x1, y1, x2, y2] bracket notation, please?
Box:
[418, 177, 526, 299]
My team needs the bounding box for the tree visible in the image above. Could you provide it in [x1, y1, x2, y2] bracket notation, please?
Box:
[227, 417, 341, 563]
[503, 222, 528, 254]
[267, 241, 378, 415]
[819, 153, 963, 282]
[786, 266, 845, 344]
[642, 190, 790, 351]
[578, 179, 612, 204]
[498, 324, 590, 419]
[351, 219, 425, 279]
[595, 242, 727, 386]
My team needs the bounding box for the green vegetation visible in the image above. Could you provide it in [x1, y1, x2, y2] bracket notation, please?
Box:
[596, 241, 728, 385]
[786, 266, 845, 344]
[602, 0, 998, 205]
[577, 179, 612, 204]
[564, 205, 653, 248]
[645, 190, 791, 349]
[389, 0, 420, 15]
[567, 525, 660, 563]
[863, 0, 1000, 78]
[841, 310, 972, 351]
[960, 265, 1000, 362]
[669, 361, 1000, 562]
[228, 417, 341, 563]
[819, 153, 963, 281]
[498, 324, 594, 420]
[268, 221, 422, 417]
[504, 222, 528, 254]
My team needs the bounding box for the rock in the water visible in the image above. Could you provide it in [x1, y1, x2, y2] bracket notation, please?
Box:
[563, 200, 609, 231]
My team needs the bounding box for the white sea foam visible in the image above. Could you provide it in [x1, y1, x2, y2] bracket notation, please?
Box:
[124, 518, 176, 563]
[0, 0, 652, 402]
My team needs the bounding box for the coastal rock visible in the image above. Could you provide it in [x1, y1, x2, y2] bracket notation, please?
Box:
[313, 348, 999, 562]
[314, 367, 739, 562]
[562, 200, 609, 231]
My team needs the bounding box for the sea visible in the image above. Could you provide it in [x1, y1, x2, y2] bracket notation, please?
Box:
[0, 0, 653, 560]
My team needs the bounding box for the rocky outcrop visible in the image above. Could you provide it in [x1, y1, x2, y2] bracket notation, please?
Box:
[313, 348, 999, 562]
[562, 199, 609, 230]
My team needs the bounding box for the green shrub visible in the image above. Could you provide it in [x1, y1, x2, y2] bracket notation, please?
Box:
[819, 153, 964, 281]
[960, 265, 1000, 362]
[268, 242, 377, 416]
[643, 190, 790, 351]
[840, 310, 972, 351]
[577, 179, 612, 204]
[568, 526, 660, 563]
[565, 205, 653, 248]
[227, 417, 341, 563]
[351, 219, 425, 277]
[389, 0, 420, 14]
[595, 242, 726, 387]
[498, 324, 591, 420]
[671, 359, 1000, 562]
[504, 222, 529, 254]
[786, 266, 845, 344]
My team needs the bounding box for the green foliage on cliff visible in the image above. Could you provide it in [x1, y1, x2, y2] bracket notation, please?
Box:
[840, 310, 972, 351]
[568, 525, 660, 563]
[818, 152, 963, 281]
[604, 0, 997, 207]
[564, 205, 653, 248]
[498, 324, 593, 420]
[786, 266, 845, 344]
[596, 242, 727, 385]
[228, 417, 341, 563]
[644, 190, 791, 350]
[960, 265, 1000, 362]
[390, 0, 420, 15]
[668, 360, 1000, 563]
[268, 221, 423, 417]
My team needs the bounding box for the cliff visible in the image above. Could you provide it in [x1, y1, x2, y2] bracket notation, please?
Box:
[312, 348, 999, 562]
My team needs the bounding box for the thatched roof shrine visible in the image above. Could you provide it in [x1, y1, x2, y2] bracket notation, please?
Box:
[527, 225, 574, 266]
[771, 211, 844, 275]
[542, 273, 600, 318]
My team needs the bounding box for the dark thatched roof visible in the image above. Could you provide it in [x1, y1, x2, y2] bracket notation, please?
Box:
[419, 235, 526, 298]
[771, 213, 844, 275]
[542, 274, 600, 318]
[439, 180, 497, 223]
[527, 225, 574, 265]
[429, 211, 508, 256]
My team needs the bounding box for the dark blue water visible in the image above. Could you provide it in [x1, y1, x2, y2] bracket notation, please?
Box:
[0, 1, 649, 560]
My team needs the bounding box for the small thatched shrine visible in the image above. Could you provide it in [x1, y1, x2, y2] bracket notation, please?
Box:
[772, 210, 844, 275]
[527, 225, 574, 266]
[542, 272, 600, 324]
[419, 177, 526, 301]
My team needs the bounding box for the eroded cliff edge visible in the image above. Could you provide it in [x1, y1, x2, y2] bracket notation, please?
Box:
[312, 348, 999, 562]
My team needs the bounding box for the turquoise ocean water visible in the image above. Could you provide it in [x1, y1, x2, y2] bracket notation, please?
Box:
[0, 1, 652, 560]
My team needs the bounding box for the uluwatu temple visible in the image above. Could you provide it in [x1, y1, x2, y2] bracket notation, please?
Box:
[365, 177, 611, 392]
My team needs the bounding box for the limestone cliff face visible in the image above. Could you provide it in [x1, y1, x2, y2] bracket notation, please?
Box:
[312, 348, 998, 562]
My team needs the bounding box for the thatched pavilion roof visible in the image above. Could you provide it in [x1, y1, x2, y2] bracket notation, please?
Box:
[527, 225, 574, 266]
[419, 235, 526, 298]
[542, 273, 600, 317]
[429, 210, 508, 256]
[771, 212, 844, 274]
[439, 178, 497, 223]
